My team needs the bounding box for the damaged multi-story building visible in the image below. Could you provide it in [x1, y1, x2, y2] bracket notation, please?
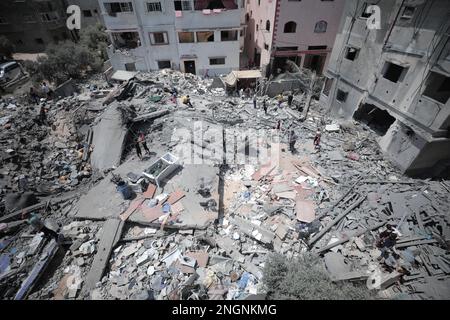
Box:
[101, 0, 243, 76]
[320, 0, 450, 177]
[243, 0, 345, 75]
[0, 0, 75, 53]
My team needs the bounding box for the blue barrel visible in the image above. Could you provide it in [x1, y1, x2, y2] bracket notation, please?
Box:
[117, 182, 133, 200]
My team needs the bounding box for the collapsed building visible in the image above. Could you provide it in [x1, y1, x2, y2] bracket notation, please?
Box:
[320, 0, 450, 178]
[0, 68, 449, 300]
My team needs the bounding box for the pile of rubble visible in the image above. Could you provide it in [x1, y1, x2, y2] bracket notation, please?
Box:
[1, 69, 449, 300]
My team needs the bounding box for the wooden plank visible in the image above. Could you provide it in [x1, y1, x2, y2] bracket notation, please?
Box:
[143, 184, 157, 199]
[166, 190, 185, 205]
[119, 197, 145, 221]
[83, 219, 124, 293]
[395, 239, 438, 248]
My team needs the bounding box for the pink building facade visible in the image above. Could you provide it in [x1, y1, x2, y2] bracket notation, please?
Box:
[244, 0, 345, 75]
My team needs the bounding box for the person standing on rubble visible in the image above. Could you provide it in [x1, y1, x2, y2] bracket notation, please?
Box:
[23, 212, 60, 240]
[313, 129, 322, 150]
[182, 95, 193, 108]
[253, 94, 257, 109]
[39, 102, 48, 125]
[275, 119, 282, 131]
[289, 129, 297, 153]
[134, 139, 143, 160]
[288, 93, 294, 107]
[263, 99, 267, 115]
[41, 82, 51, 99]
[138, 130, 150, 155]
[277, 93, 283, 109]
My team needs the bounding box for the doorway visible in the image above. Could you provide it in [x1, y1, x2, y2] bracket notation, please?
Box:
[184, 60, 196, 75]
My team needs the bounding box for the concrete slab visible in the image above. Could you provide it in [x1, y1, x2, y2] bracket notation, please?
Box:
[90, 103, 128, 171]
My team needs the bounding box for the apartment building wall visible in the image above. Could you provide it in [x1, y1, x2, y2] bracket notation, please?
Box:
[243, 0, 344, 75]
[0, 0, 72, 53]
[243, 0, 276, 71]
[67, 0, 103, 27]
[100, 0, 242, 76]
[320, 0, 450, 177]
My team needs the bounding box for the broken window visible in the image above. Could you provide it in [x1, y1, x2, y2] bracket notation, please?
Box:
[401, 6, 415, 19]
[196, 31, 214, 42]
[353, 104, 396, 136]
[83, 10, 93, 17]
[174, 0, 192, 11]
[104, 2, 133, 16]
[308, 45, 327, 50]
[423, 72, 450, 104]
[209, 57, 226, 65]
[150, 32, 168, 45]
[336, 89, 348, 103]
[158, 60, 171, 69]
[284, 21, 297, 33]
[322, 77, 334, 96]
[276, 46, 298, 51]
[266, 20, 270, 31]
[221, 30, 238, 41]
[147, 1, 162, 12]
[125, 62, 136, 71]
[345, 47, 360, 61]
[178, 32, 195, 43]
[382, 62, 408, 83]
[194, 0, 238, 10]
[264, 43, 269, 50]
[314, 20, 327, 33]
[112, 32, 140, 48]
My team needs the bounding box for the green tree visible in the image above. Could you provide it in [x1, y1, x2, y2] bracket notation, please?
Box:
[263, 253, 374, 300]
[79, 23, 110, 61]
[0, 36, 14, 58]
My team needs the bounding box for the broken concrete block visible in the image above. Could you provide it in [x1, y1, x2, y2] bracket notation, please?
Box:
[324, 252, 351, 276]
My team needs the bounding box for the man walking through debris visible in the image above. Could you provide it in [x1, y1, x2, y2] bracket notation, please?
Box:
[263, 99, 267, 114]
[182, 95, 193, 108]
[289, 129, 297, 153]
[41, 82, 51, 99]
[39, 103, 48, 125]
[313, 129, 322, 150]
[288, 93, 294, 107]
[23, 212, 60, 240]
[277, 93, 283, 109]
[138, 130, 150, 155]
[135, 138, 143, 160]
[253, 94, 257, 109]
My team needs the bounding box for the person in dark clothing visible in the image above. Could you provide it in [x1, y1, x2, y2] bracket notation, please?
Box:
[263, 99, 267, 115]
[253, 95, 257, 109]
[313, 129, 322, 150]
[289, 130, 297, 153]
[138, 131, 150, 155]
[287, 93, 293, 107]
[39, 104, 48, 124]
[135, 140, 143, 159]
[275, 119, 281, 131]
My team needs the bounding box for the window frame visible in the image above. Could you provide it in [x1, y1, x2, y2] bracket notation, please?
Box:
[150, 31, 169, 45]
[209, 57, 226, 65]
[147, 1, 162, 12]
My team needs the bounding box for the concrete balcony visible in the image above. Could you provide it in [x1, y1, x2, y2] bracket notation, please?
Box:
[102, 12, 138, 29]
[175, 8, 241, 30]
